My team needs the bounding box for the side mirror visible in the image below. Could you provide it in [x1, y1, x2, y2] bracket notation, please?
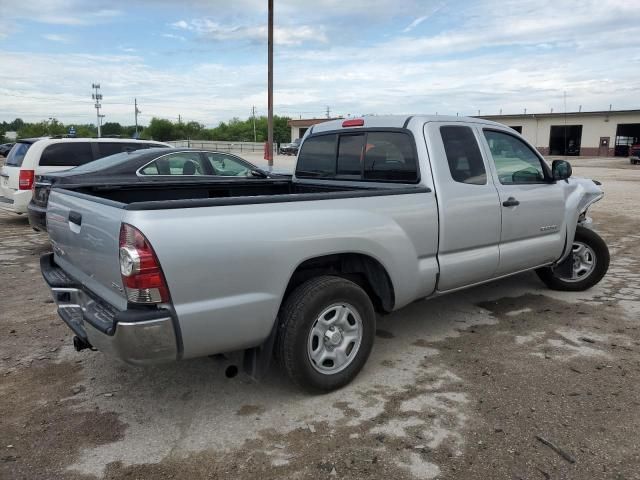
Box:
[552, 160, 572, 181]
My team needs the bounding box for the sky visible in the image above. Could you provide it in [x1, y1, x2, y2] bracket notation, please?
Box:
[0, 0, 639, 127]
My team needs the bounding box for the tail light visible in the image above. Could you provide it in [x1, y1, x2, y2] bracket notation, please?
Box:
[119, 223, 170, 304]
[19, 170, 35, 190]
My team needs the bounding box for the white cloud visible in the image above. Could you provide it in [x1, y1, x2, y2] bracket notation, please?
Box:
[402, 2, 445, 33]
[403, 16, 429, 33]
[0, 0, 639, 124]
[3, 1, 122, 26]
[172, 18, 327, 45]
[42, 33, 70, 43]
[162, 33, 186, 41]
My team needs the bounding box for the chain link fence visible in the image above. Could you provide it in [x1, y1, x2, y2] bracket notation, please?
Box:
[167, 140, 279, 155]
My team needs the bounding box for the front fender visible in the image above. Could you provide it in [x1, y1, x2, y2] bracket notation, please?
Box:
[556, 177, 604, 264]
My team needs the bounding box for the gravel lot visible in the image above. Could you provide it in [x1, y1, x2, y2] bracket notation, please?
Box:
[1, 157, 639, 480]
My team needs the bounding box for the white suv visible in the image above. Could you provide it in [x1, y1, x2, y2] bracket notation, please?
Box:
[0, 137, 169, 214]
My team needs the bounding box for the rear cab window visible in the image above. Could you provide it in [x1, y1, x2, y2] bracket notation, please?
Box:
[296, 130, 418, 183]
[440, 126, 487, 185]
[39, 143, 94, 167]
[5, 142, 32, 167]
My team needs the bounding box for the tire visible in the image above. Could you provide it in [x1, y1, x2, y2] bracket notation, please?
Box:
[536, 226, 609, 291]
[277, 275, 376, 393]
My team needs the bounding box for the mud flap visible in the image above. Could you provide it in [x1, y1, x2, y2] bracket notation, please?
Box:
[243, 320, 278, 380]
[554, 251, 574, 278]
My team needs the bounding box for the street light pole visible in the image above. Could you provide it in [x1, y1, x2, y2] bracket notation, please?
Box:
[92, 83, 103, 138]
[134, 98, 141, 137]
[267, 0, 274, 167]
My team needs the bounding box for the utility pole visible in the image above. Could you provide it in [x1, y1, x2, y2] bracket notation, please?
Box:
[178, 114, 182, 124]
[252, 106, 257, 142]
[326, 106, 331, 118]
[92, 83, 103, 138]
[267, 0, 274, 167]
[564, 91, 568, 157]
[134, 98, 141, 137]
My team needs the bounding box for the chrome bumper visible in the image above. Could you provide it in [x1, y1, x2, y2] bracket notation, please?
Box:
[40, 253, 178, 365]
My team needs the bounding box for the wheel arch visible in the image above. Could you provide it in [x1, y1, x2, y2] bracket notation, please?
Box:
[281, 252, 395, 313]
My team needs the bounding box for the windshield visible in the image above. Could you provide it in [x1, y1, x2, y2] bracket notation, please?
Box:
[5, 142, 31, 167]
[69, 149, 150, 173]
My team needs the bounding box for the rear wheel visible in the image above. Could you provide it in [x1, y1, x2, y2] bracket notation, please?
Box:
[536, 226, 609, 291]
[277, 275, 375, 393]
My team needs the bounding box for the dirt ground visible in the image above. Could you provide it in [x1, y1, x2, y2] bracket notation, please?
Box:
[1, 157, 639, 480]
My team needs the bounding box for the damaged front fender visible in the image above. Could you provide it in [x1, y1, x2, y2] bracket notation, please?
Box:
[556, 177, 604, 264]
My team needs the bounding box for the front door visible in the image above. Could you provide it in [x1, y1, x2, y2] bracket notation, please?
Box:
[425, 122, 501, 291]
[598, 137, 610, 157]
[480, 128, 566, 275]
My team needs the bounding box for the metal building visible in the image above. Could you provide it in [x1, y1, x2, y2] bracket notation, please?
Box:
[478, 109, 640, 157]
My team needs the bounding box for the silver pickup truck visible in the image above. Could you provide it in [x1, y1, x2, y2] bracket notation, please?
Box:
[41, 115, 609, 392]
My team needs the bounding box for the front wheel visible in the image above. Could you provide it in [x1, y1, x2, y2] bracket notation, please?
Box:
[536, 226, 609, 291]
[277, 275, 376, 393]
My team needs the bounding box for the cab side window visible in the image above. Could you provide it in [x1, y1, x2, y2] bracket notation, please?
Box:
[483, 130, 546, 184]
[440, 126, 487, 185]
[139, 152, 207, 176]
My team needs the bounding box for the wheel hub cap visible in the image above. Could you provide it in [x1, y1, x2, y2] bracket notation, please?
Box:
[555, 240, 597, 282]
[307, 303, 364, 375]
[324, 327, 343, 346]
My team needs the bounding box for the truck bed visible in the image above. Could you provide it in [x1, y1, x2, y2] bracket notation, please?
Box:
[57, 178, 427, 210]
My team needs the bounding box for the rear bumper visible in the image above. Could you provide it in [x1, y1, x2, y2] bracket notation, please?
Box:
[40, 253, 179, 365]
[0, 191, 29, 214]
[27, 201, 47, 231]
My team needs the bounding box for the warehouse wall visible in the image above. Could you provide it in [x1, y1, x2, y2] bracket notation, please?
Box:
[481, 112, 640, 156]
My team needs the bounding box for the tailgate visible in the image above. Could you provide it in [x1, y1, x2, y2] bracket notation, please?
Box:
[47, 189, 128, 310]
[0, 165, 18, 198]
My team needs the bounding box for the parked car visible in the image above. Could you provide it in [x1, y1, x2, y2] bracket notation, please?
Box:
[630, 144, 640, 165]
[0, 143, 15, 157]
[279, 138, 301, 155]
[0, 137, 169, 215]
[40, 115, 609, 393]
[28, 148, 281, 231]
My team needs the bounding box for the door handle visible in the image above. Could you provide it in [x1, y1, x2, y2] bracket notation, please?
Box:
[502, 197, 520, 207]
[68, 211, 82, 226]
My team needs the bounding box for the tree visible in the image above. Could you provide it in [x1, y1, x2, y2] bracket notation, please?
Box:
[145, 118, 175, 141]
[101, 122, 123, 136]
[9, 118, 25, 131]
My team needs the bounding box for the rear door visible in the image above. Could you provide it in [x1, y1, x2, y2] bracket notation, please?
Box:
[47, 189, 128, 310]
[425, 122, 501, 291]
[479, 128, 566, 274]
